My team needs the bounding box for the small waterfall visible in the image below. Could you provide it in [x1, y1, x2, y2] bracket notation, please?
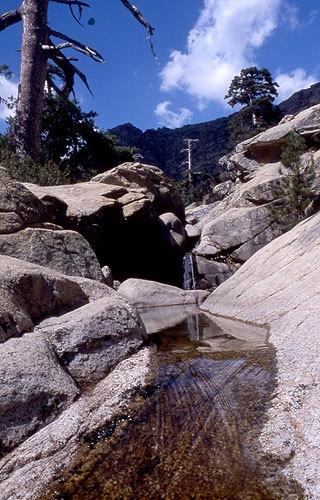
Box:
[183, 253, 197, 290]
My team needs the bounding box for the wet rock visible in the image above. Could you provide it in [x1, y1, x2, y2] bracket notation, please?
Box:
[0, 347, 158, 500]
[195, 256, 238, 290]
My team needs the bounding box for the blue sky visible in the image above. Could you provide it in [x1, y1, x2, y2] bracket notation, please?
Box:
[0, 0, 320, 133]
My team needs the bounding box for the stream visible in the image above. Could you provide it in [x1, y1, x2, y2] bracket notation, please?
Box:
[47, 307, 303, 500]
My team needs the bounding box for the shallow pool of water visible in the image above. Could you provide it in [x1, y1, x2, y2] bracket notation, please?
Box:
[46, 310, 303, 500]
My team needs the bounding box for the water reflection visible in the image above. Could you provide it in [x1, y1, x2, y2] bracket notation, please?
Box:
[139, 306, 269, 350]
[46, 310, 303, 500]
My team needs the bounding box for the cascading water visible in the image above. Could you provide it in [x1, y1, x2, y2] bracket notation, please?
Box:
[182, 252, 197, 290]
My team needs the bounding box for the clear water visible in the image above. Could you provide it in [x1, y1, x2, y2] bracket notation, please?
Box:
[44, 310, 304, 500]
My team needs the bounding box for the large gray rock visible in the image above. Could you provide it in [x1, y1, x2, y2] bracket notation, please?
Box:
[200, 212, 320, 498]
[194, 162, 284, 263]
[118, 278, 209, 309]
[25, 163, 186, 286]
[196, 205, 273, 257]
[92, 162, 185, 222]
[37, 295, 147, 386]
[188, 142, 320, 289]
[0, 168, 46, 233]
[0, 227, 105, 282]
[0, 332, 79, 456]
[0, 255, 91, 341]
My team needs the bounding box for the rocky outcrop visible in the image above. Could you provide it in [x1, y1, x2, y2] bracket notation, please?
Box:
[92, 162, 185, 222]
[236, 104, 320, 162]
[200, 211, 320, 499]
[26, 162, 186, 286]
[0, 165, 162, 495]
[185, 105, 320, 290]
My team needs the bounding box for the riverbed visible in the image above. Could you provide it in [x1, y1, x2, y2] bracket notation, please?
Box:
[44, 310, 303, 500]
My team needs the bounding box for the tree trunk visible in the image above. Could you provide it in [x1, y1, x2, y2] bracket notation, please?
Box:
[14, 0, 49, 160]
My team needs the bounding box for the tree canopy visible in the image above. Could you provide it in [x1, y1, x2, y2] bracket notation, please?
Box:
[225, 67, 279, 128]
[0, 0, 155, 161]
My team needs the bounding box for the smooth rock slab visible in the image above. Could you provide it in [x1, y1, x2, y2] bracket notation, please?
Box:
[200, 212, 320, 499]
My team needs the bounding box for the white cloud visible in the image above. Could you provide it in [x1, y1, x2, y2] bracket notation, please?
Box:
[160, 0, 283, 107]
[0, 76, 18, 121]
[275, 69, 317, 102]
[154, 101, 193, 128]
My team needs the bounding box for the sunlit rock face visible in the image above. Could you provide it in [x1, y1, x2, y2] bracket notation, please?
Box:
[185, 105, 320, 291]
[201, 211, 320, 499]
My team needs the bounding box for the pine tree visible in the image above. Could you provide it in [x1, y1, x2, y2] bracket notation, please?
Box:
[225, 67, 279, 133]
[271, 131, 316, 230]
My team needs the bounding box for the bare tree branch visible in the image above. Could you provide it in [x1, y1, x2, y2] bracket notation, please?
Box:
[51, 0, 90, 6]
[49, 48, 94, 96]
[120, 0, 159, 63]
[49, 29, 105, 62]
[51, 0, 90, 25]
[0, 9, 22, 32]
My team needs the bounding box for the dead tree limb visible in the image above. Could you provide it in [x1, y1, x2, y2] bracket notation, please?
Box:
[120, 0, 159, 63]
[49, 29, 105, 62]
[0, 9, 22, 31]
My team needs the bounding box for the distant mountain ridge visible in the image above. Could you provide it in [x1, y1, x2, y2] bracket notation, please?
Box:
[109, 82, 320, 181]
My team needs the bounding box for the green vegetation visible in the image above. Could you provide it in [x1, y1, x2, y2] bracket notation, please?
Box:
[0, 93, 135, 185]
[225, 67, 280, 144]
[271, 131, 317, 230]
[39, 94, 134, 181]
[0, 147, 70, 186]
[177, 171, 215, 206]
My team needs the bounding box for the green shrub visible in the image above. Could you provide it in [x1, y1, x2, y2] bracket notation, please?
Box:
[0, 148, 70, 185]
[270, 131, 316, 231]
